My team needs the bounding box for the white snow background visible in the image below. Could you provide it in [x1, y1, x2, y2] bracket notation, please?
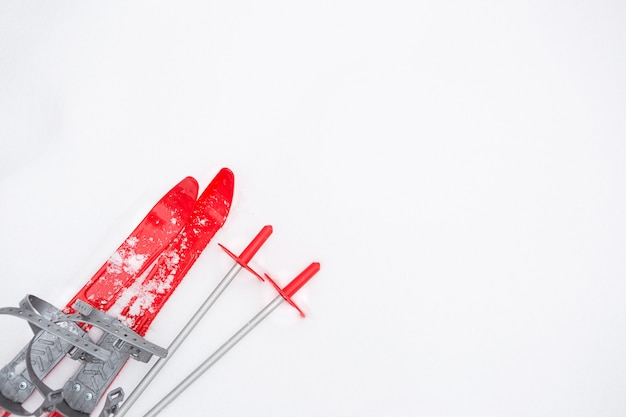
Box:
[1, 1, 626, 416]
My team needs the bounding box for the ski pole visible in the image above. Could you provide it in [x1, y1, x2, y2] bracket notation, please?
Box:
[111, 225, 273, 417]
[142, 262, 320, 417]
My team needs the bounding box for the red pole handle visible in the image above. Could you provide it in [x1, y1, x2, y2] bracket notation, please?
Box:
[283, 262, 320, 297]
[265, 262, 320, 317]
[218, 225, 273, 281]
[238, 225, 273, 263]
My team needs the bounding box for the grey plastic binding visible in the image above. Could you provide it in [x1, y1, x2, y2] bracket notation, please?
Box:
[0, 295, 167, 417]
[0, 295, 90, 415]
[57, 300, 168, 415]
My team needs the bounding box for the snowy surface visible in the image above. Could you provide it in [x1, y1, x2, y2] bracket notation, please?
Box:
[1, 1, 626, 416]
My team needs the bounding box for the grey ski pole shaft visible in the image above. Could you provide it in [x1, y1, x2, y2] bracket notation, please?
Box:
[142, 261, 320, 417]
[112, 226, 272, 417]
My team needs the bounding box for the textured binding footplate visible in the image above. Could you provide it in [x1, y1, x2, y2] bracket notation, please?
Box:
[58, 300, 168, 415]
[0, 295, 88, 414]
[0, 295, 167, 417]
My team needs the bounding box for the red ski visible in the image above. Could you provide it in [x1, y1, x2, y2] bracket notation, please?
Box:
[0, 168, 234, 417]
[66, 176, 200, 314]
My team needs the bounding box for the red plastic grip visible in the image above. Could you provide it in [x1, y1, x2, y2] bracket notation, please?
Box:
[238, 225, 273, 263]
[218, 225, 273, 281]
[265, 262, 320, 317]
[283, 262, 320, 297]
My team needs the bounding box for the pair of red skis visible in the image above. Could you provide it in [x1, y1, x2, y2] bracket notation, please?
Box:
[0, 168, 318, 417]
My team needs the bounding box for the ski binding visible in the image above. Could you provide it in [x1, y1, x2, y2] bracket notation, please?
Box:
[0, 295, 167, 416]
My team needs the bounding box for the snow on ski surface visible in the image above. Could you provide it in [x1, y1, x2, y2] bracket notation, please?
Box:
[107, 238, 149, 276]
[2, 2, 626, 417]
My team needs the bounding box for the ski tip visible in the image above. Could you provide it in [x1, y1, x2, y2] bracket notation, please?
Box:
[216, 167, 234, 188]
[178, 176, 200, 199]
[181, 175, 199, 186]
[219, 168, 234, 200]
[218, 167, 234, 179]
[202, 167, 234, 201]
